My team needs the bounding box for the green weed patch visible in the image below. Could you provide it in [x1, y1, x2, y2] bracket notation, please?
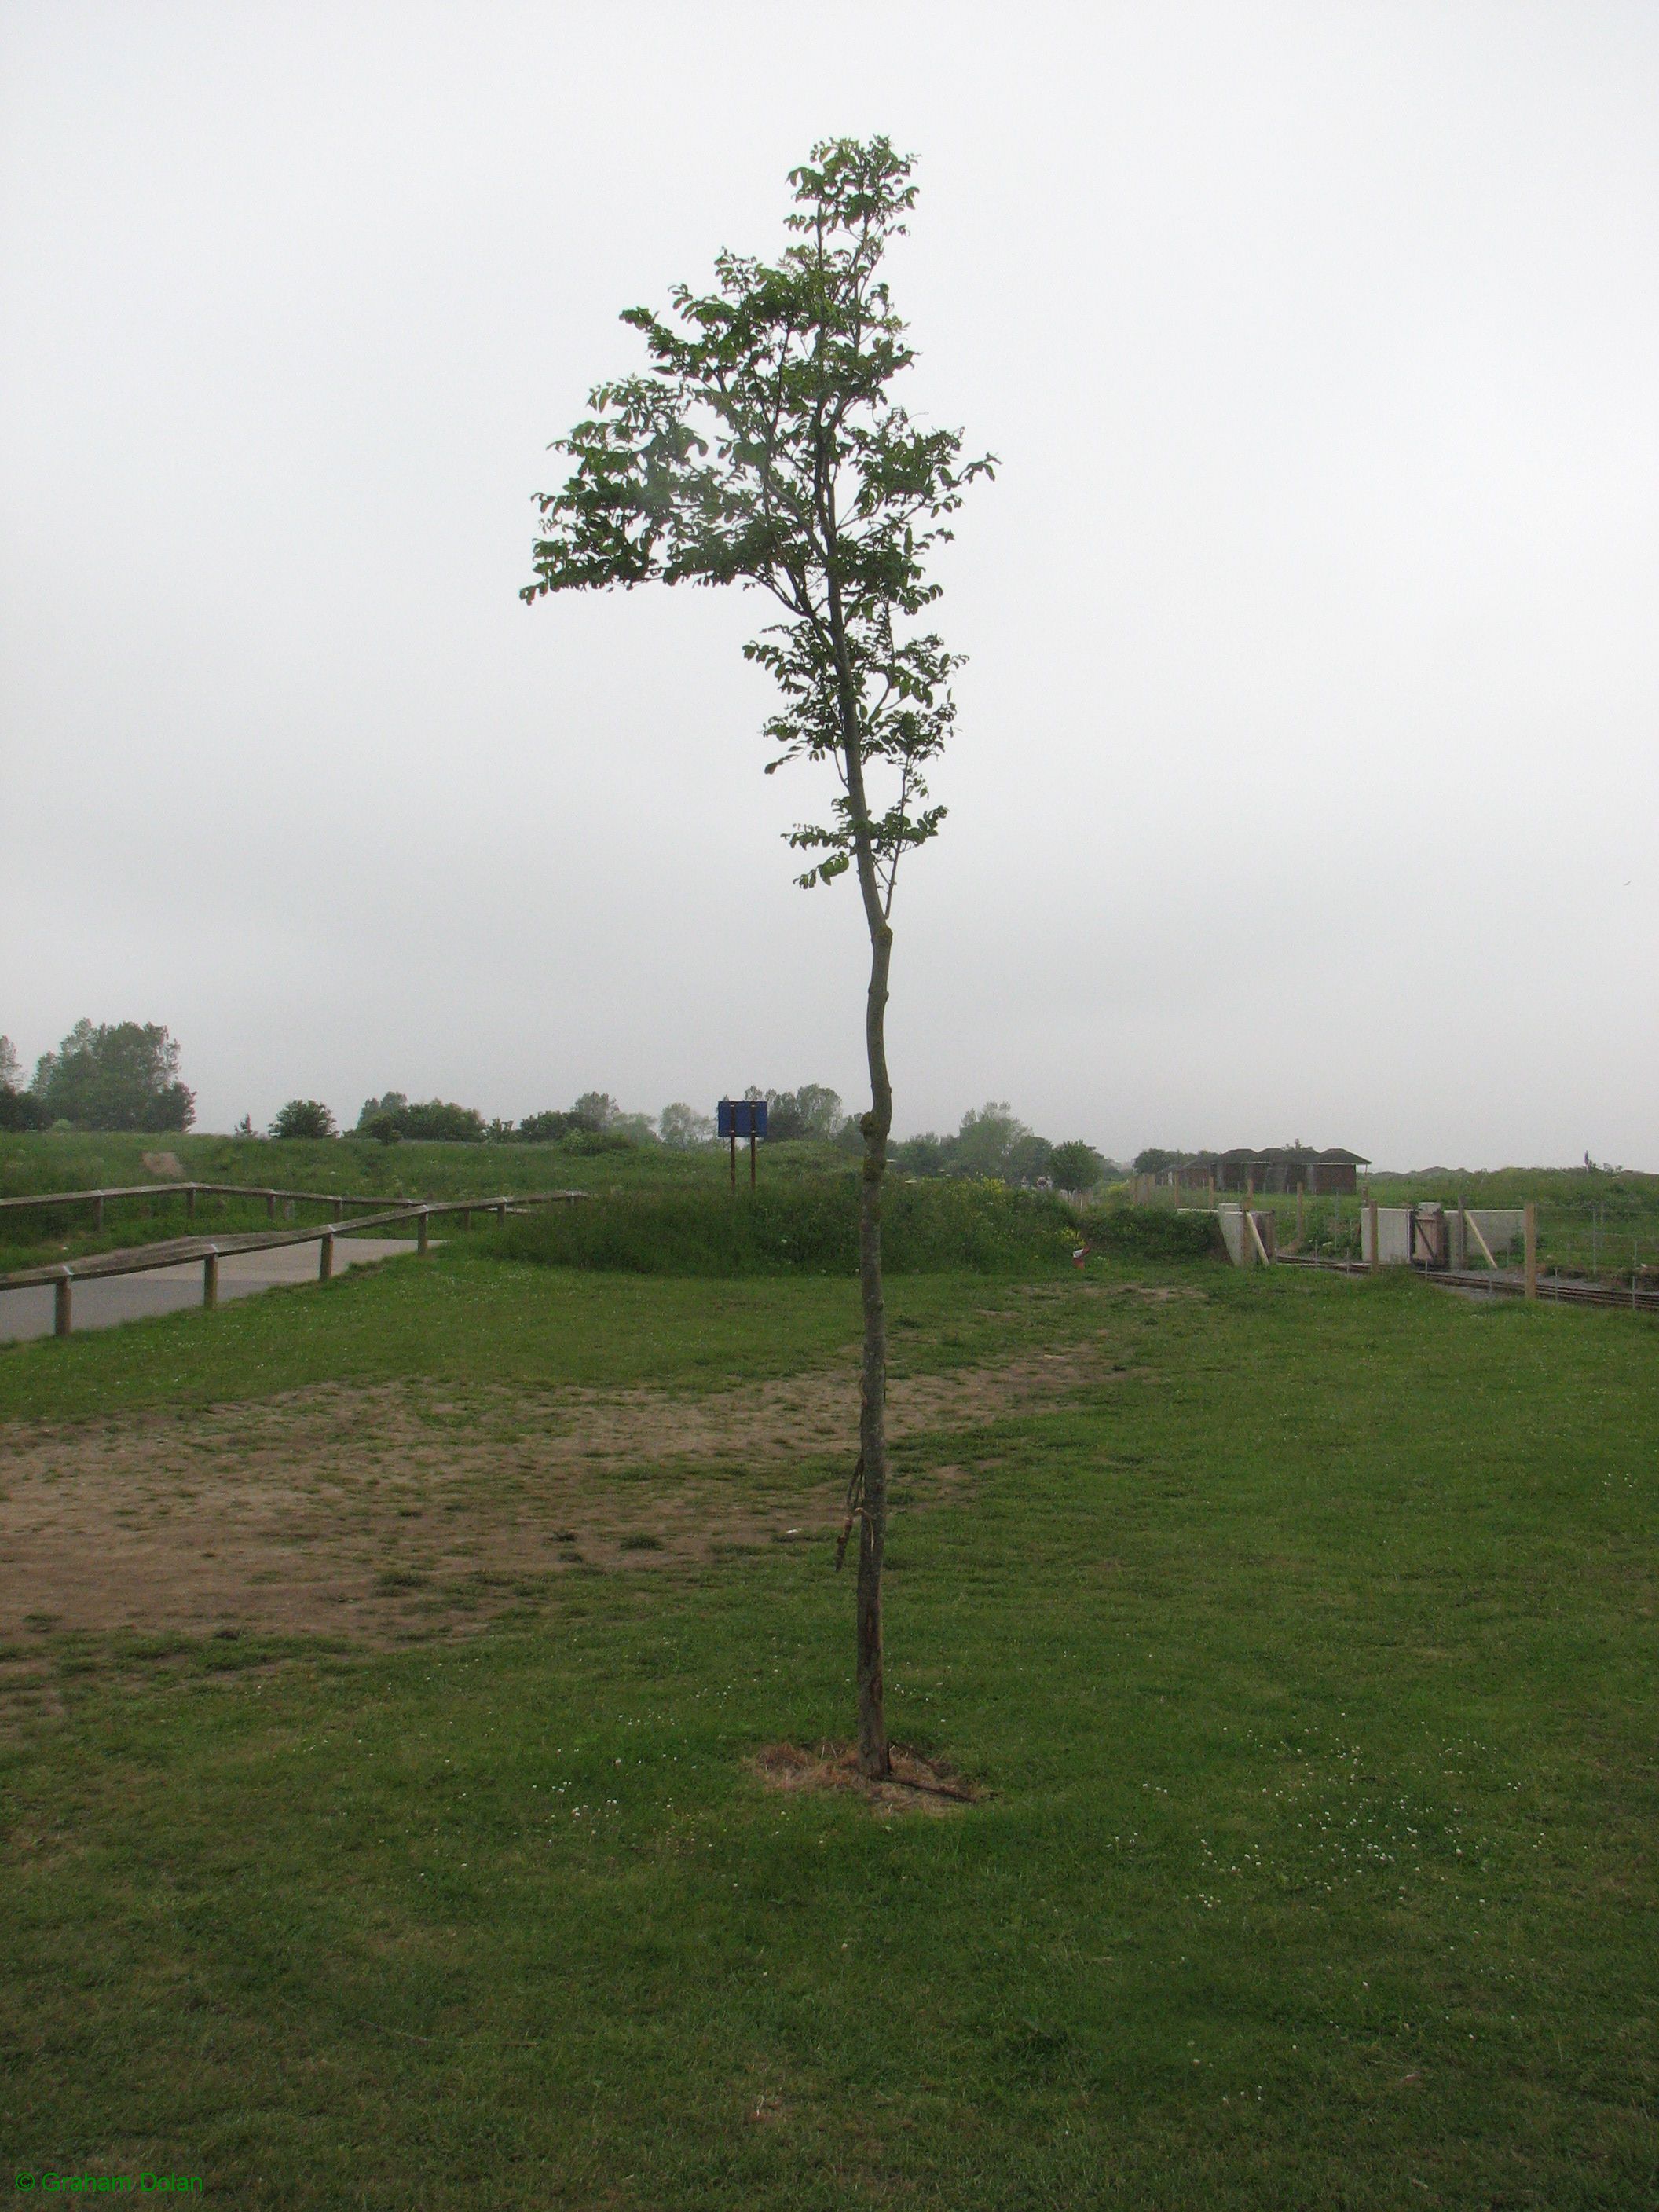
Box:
[1082, 1203, 1227, 1262]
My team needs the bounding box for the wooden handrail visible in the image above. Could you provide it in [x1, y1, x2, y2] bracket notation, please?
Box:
[1, 1180, 427, 1214]
[0, 1192, 584, 1291]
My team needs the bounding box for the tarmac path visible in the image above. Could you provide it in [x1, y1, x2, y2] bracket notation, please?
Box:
[0, 1237, 423, 1344]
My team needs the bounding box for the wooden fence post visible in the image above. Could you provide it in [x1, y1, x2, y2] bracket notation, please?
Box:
[266, 1192, 276, 1221]
[1524, 1202, 1538, 1301]
[331, 1199, 344, 1224]
[319, 1232, 334, 1283]
[417, 1211, 430, 1256]
[495, 1203, 507, 1225]
[203, 1251, 218, 1309]
[54, 1272, 72, 1338]
[93, 1195, 104, 1231]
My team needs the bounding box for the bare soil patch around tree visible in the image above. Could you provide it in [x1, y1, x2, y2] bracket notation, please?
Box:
[0, 1347, 1127, 1651]
[749, 1739, 983, 1815]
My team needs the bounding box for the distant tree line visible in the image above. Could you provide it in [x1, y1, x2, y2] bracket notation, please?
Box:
[0, 1022, 195, 1133]
[266, 1083, 868, 1152]
[891, 1102, 1114, 1192]
[346, 1089, 661, 1149]
[2, 1035, 1116, 1192]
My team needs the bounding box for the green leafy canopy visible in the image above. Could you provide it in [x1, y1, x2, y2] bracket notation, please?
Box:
[522, 136, 993, 906]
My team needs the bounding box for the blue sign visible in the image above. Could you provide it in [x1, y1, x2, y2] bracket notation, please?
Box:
[717, 1098, 767, 1140]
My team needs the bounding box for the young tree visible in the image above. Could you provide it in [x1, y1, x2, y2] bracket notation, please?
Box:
[523, 137, 991, 1778]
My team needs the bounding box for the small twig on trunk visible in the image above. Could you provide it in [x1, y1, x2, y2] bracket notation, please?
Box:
[834, 1454, 866, 1571]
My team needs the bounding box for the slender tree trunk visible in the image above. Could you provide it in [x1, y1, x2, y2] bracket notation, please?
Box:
[818, 500, 895, 1778]
[851, 867, 893, 1780]
[822, 621, 893, 1779]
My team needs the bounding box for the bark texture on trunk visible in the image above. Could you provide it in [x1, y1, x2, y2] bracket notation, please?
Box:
[822, 537, 894, 1781]
[853, 894, 893, 1780]
[837, 692, 894, 1782]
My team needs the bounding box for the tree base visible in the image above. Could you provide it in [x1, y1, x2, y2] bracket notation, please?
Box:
[749, 1741, 982, 1815]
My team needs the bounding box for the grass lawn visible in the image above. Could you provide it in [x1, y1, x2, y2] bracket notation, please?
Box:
[1, 1247, 1654, 2207]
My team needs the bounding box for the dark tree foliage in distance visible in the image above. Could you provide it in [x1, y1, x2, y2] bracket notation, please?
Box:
[31, 1020, 196, 1133]
[355, 1093, 487, 1144]
[517, 1096, 645, 1145]
[524, 137, 991, 1778]
[892, 1110, 1118, 1188]
[1049, 1140, 1108, 1194]
[516, 1109, 584, 1144]
[890, 1130, 948, 1178]
[0, 1039, 46, 1132]
[658, 1102, 716, 1149]
[270, 1100, 337, 1141]
[764, 1083, 848, 1143]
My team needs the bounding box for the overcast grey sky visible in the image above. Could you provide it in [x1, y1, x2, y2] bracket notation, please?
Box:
[2, 1, 1654, 1164]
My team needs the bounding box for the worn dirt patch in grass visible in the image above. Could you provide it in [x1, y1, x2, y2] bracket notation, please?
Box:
[749, 1739, 983, 1815]
[0, 1349, 1126, 1651]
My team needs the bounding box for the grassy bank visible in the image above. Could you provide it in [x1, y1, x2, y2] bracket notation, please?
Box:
[2, 1247, 1655, 2205]
[485, 1175, 1103, 1276]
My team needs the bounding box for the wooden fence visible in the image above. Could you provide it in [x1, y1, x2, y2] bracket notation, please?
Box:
[0, 1180, 456, 1229]
[0, 1191, 585, 1337]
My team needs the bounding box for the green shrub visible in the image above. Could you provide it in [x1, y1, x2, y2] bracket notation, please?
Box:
[485, 1174, 1086, 1276]
[269, 1099, 336, 1140]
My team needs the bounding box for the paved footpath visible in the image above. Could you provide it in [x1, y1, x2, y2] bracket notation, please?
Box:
[0, 1237, 423, 1344]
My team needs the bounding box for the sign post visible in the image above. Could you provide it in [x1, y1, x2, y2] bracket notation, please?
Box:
[717, 1098, 768, 1192]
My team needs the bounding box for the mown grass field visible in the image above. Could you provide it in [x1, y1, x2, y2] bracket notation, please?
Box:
[1, 1228, 1655, 2207]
